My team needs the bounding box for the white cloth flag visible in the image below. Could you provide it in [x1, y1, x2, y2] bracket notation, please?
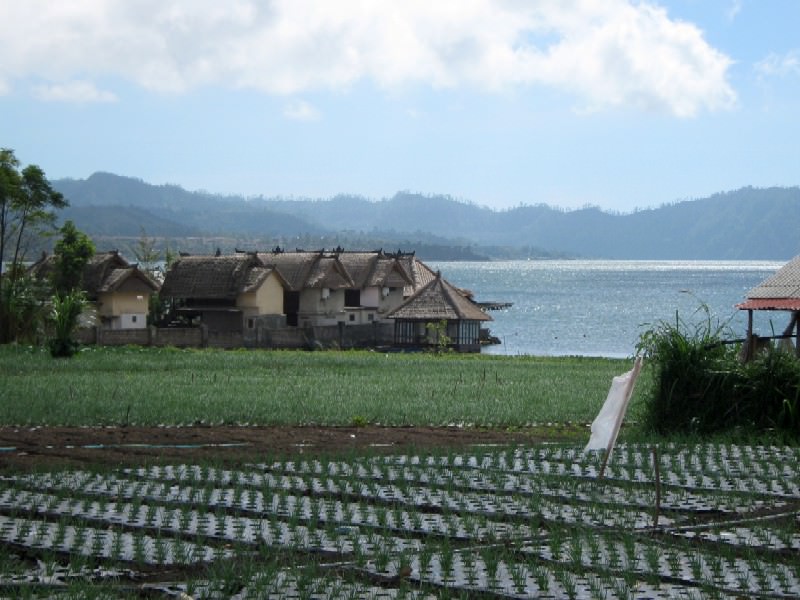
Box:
[585, 357, 643, 455]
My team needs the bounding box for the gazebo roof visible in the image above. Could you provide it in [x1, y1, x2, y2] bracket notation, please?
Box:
[737, 255, 800, 311]
[387, 272, 492, 322]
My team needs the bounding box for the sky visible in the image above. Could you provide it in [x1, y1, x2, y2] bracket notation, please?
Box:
[1, 1, 799, 213]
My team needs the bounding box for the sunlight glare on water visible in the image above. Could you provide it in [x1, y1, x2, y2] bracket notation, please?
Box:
[430, 260, 786, 357]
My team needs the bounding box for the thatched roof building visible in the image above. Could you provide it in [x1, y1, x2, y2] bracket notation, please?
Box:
[161, 253, 288, 333]
[161, 254, 278, 300]
[336, 251, 413, 290]
[257, 250, 354, 291]
[28, 250, 159, 330]
[387, 271, 491, 352]
[29, 250, 160, 300]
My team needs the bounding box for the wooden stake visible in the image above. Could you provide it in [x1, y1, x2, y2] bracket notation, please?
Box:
[652, 445, 661, 529]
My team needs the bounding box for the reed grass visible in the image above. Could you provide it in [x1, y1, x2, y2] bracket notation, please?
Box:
[0, 345, 638, 427]
[638, 308, 800, 436]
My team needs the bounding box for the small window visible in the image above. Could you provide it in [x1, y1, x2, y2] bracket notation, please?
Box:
[248, 318, 255, 329]
[368, 313, 374, 321]
[131, 315, 137, 323]
[349, 313, 356, 322]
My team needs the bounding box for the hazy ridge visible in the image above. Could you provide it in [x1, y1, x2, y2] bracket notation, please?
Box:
[53, 172, 800, 260]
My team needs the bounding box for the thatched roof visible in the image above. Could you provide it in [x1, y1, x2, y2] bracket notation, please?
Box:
[738, 255, 800, 311]
[98, 267, 160, 294]
[161, 254, 283, 300]
[306, 255, 354, 289]
[336, 252, 413, 288]
[395, 254, 437, 296]
[257, 252, 316, 290]
[28, 250, 159, 298]
[258, 251, 354, 290]
[387, 272, 492, 322]
[83, 252, 130, 296]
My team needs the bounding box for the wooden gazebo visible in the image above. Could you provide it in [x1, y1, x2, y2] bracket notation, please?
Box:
[387, 271, 491, 352]
[736, 255, 800, 359]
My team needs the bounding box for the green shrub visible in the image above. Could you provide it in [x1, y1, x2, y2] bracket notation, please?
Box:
[47, 290, 85, 358]
[0, 273, 48, 343]
[739, 348, 800, 431]
[638, 307, 800, 436]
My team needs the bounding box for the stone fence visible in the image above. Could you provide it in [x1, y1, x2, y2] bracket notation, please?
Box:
[80, 322, 394, 350]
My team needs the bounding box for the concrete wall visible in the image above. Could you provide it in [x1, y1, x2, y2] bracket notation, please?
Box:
[237, 274, 284, 316]
[153, 327, 204, 348]
[299, 288, 345, 325]
[362, 287, 380, 308]
[88, 326, 203, 348]
[82, 321, 393, 351]
[97, 290, 150, 319]
[306, 322, 393, 349]
[378, 287, 406, 315]
[96, 328, 150, 346]
[207, 330, 244, 349]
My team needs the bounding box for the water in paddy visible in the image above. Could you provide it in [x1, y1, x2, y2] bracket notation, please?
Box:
[429, 260, 786, 358]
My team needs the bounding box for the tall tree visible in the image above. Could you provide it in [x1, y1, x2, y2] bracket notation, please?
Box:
[0, 149, 66, 277]
[132, 226, 161, 278]
[47, 221, 94, 357]
[52, 220, 95, 296]
[1, 149, 67, 342]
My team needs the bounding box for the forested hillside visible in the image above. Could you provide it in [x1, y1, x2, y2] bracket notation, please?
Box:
[53, 173, 800, 260]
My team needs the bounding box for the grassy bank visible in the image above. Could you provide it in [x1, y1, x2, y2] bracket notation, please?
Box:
[0, 345, 640, 427]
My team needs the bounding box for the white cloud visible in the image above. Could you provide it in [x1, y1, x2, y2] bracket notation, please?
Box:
[0, 0, 735, 117]
[283, 99, 320, 121]
[32, 80, 118, 103]
[756, 50, 800, 78]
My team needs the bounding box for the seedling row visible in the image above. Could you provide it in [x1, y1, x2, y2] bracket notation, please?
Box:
[0, 442, 798, 598]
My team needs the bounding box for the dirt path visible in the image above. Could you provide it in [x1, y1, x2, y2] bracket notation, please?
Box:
[0, 424, 584, 470]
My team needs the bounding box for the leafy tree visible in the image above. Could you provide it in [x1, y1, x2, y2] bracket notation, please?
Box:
[0, 273, 49, 343]
[52, 220, 95, 296]
[0, 148, 67, 342]
[132, 226, 161, 277]
[164, 242, 177, 269]
[47, 221, 94, 357]
[425, 319, 452, 352]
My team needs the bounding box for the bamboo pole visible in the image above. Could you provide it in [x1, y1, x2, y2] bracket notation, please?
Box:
[652, 445, 661, 528]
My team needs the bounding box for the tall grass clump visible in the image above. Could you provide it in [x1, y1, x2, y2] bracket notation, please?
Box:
[47, 290, 86, 358]
[637, 306, 736, 433]
[739, 348, 800, 432]
[638, 306, 800, 436]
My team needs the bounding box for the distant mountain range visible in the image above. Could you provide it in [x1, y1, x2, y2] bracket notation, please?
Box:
[53, 172, 800, 260]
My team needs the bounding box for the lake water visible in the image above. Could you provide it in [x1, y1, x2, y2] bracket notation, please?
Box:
[429, 260, 786, 358]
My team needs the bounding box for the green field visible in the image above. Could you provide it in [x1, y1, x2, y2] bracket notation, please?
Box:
[0, 346, 641, 427]
[3, 346, 800, 599]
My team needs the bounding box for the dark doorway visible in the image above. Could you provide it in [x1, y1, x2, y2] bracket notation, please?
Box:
[344, 289, 361, 308]
[284, 291, 300, 326]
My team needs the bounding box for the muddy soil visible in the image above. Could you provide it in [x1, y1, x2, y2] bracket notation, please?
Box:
[0, 424, 584, 470]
